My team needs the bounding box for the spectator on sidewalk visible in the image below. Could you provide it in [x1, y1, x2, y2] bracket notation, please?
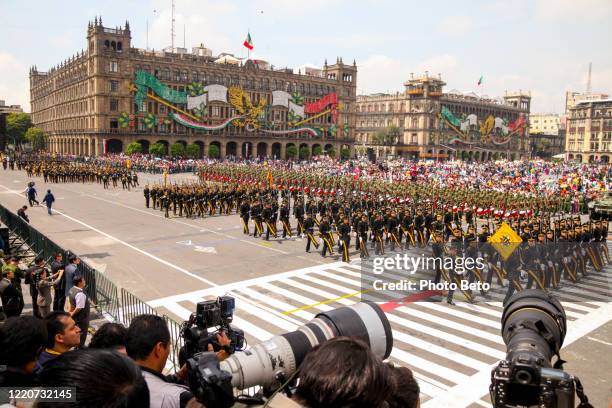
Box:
[0, 268, 24, 318]
[25, 183, 39, 207]
[63, 255, 81, 307]
[37, 268, 64, 318]
[0, 316, 47, 392]
[42, 189, 55, 215]
[17, 205, 29, 223]
[34, 311, 82, 374]
[68, 276, 89, 347]
[50, 253, 66, 311]
[25, 256, 46, 318]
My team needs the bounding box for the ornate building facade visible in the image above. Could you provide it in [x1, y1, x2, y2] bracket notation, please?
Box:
[30, 18, 357, 158]
[566, 98, 612, 163]
[356, 73, 531, 161]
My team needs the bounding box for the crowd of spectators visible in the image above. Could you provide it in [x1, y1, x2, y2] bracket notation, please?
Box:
[1, 310, 419, 407]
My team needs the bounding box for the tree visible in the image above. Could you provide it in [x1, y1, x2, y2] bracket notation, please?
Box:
[126, 142, 143, 155]
[24, 127, 47, 151]
[299, 145, 311, 160]
[327, 147, 336, 158]
[208, 144, 220, 158]
[340, 147, 351, 160]
[185, 143, 200, 158]
[149, 142, 166, 156]
[6, 112, 32, 149]
[170, 142, 185, 157]
[373, 125, 400, 146]
[286, 145, 297, 159]
[312, 145, 323, 157]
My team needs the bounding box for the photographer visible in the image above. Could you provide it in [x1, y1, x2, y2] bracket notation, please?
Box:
[126, 314, 230, 408]
[293, 337, 395, 408]
[25, 256, 47, 318]
[37, 267, 64, 318]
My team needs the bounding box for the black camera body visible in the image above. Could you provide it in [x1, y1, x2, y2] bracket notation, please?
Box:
[180, 296, 246, 408]
[490, 290, 592, 408]
[491, 360, 576, 408]
[181, 296, 245, 359]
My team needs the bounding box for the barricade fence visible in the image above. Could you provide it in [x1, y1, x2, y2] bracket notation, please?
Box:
[0, 203, 185, 370]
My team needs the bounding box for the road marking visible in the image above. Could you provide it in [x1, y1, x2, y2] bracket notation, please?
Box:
[194, 246, 217, 254]
[587, 336, 612, 346]
[176, 240, 193, 246]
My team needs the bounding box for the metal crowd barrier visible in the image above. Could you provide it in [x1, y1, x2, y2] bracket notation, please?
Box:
[0, 203, 184, 370]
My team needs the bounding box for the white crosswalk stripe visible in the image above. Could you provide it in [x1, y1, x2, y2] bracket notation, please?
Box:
[147, 252, 612, 406]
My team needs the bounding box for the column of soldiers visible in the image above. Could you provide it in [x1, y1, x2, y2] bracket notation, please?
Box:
[13, 159, 139, 190]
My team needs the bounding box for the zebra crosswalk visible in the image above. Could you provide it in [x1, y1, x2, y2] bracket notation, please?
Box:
[148, 255, 612, 407]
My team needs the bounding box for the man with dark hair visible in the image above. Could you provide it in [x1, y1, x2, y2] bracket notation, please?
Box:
[35, 311, 81, 374]
[0, 267, 23, 318]
[17, 205, 29, 223]
[294, 337, 395, 408]
[89, 322, 128, 354]
[0, 316, 47, 393]
[386, 364, 420, 408]
[38, 349, 150, 408]
[50, 252, 65, 311]
[25, 256, 46, 318]
[68, 276, 89, 347]
[126, 314, 205, 408]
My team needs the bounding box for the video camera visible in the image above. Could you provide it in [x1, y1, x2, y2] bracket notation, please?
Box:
[181, 300, 393, 408]
[490, 290, 593, 408]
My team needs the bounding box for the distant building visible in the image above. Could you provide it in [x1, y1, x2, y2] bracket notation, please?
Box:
[566, 98, 612, 163]
[529, 113, 561, 135]
[0, 100, 24, 150]
[565, 91, 609, 114]
[356, 73, 530, 161]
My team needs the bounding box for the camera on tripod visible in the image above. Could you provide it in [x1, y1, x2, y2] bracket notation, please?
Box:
[490, 290, 592, 408]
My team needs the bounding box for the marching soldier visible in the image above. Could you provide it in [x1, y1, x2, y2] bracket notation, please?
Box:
[143, 185, 151, 208]
[240, 200, 251, 235]
[319, 216, 334, 257]
[338, 217, 351, 263]
[304, 214, 319, 253]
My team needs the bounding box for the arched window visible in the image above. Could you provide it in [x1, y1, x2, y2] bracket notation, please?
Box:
[111, 41, 116, 50]
[104, 40, 110, 48]
[117, 42, 122, 51]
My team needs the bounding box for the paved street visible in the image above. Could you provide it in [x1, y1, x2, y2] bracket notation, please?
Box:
[1, 169, 610, 407]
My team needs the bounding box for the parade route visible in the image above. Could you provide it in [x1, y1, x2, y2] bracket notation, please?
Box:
[1, 168, 611, 407]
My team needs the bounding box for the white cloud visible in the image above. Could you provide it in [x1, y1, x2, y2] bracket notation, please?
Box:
[0, 53, 29, 111]
[534, 0, 612, 21]
[437, 16, 473, 36]
[357, 55, 406, 94]
[416, 54, 458, 77]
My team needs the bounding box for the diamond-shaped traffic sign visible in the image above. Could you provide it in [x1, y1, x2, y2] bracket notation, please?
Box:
[488, 222, 522, 260]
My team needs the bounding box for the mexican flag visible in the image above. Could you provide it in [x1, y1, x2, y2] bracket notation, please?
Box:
[477, 75, 483, 86]
[243, 32, 253, 50]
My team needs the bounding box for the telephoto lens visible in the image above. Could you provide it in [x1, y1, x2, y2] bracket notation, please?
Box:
[502, 289, 567, 373]
[220, 301, 393, 390]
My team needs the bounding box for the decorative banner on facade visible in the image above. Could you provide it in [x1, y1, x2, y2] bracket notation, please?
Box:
[170, 112, 242, 130]
[272, 90, 291, 107]
[134, 71, 187, 111]
[204, 84, 228, 103]
[187, 94, 207, 110]
[305, 92, 337, 114]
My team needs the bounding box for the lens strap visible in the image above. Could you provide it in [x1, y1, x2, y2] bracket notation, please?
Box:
[573, 376, 593, 408]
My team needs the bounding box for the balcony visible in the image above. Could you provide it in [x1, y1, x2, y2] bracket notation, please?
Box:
[407, 88, 424, 95]
[428, 91, 443, 97]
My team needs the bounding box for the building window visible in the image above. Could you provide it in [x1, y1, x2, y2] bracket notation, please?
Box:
[174, 70, 181, 81]
[110, 119, 118, 129]
[109, 61, 118, 73]
[110, 80, 119, 92]
[110, 99, 119, 111]
[159, 105, 166, 114]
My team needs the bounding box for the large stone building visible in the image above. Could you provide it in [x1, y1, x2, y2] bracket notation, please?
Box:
[566, 98, 612, 163]
[30, 18, 357, 158]
[355, 73, 531, 161]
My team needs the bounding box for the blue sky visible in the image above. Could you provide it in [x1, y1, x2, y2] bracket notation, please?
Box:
[1, 0, 611, 113]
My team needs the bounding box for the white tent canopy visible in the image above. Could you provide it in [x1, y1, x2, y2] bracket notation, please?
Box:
[214, 54, 241, 65]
